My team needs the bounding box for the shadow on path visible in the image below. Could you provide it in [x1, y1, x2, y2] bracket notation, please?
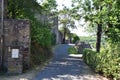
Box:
[33, 44, 107, 80]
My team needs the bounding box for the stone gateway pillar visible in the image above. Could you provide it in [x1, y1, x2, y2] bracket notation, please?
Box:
[0, 0, 31, 74]
[0, 19, 30, 74]
[3, 19, 30, 74]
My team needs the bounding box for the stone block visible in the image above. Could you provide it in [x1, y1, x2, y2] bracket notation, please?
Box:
[7, 61, 23, 74]
[0, 19, 30, 74]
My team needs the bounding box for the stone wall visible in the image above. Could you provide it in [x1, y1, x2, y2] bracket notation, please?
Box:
[0, 19, 30, 74]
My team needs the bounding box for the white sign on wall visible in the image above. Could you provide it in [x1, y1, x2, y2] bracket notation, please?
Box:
[12, 49, 19, 58]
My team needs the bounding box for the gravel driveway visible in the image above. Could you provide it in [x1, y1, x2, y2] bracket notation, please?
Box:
[33, 44, 108, 80]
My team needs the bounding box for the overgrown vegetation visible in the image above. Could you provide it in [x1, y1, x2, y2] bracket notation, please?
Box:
[71, 0, 120, 79]
[31, 43, 52, 67]
[30, 20, 53, 66]
[31, 21, 52, 47]
[51, 33, 56, 45]
[73, 35, 80, 43]
[68, 46, 78, 54]
[7, 0, 57, 67]
[83, 43, 120, 79]
[6, 0, 120, 79]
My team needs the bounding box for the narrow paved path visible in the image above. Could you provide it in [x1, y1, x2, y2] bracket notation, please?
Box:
[33, 44, 107, 80]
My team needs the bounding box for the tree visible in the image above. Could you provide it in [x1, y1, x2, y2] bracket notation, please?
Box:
[83, 0, 104, 52]
[71, 0, 104, 52]
[73, 35, 80, 43]
[59, 7, 76, 44]
[72, 0, 120, 52]
[7, 0, 42, 19]
[103, 0, 120, 43]
[40, 0, 57, 13]
[59, 27, 70, 44]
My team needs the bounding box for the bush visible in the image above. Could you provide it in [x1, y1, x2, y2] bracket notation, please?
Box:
[51, 33, 56, 45]
[68, 46, 78, 54]
[68, 46, 79, 54]
[30, 20, 53, 67]
[73, 36, 80, 43]
[83, 43, 120, 79]
[83, 49, 98, 69]
[31, 43, 53, 67]
[31, 20, 52, 48]
[95, 44, 120, 79]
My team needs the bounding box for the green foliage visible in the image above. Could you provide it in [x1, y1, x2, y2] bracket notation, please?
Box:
[83, 43, 120, 79]
[41, 0, 57, 13]
[59, 27, 70, 44]
[7, 0, 56, 68]
[68, 46, 78, 54]
[80, 36, 96, 42]
[80, 36, 106, 49]
[8, 0, 41, 19]
[51, 33, 56, 45]
[83, 49, 98, 69]
[73, 35, 80, 43]
[58, 7, 77, 43]
[96, 44, 120, 79]
[31, 43, 52, 66]
[30, 19, 52, 47]
[59, 7, 76, 28]
[8, 0, 53, 47]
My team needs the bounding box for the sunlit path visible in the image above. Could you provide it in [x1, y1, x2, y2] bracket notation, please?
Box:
[33, 44, 107, 80]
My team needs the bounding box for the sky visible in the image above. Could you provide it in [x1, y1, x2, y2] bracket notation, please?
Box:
[37, 0, 89, 36]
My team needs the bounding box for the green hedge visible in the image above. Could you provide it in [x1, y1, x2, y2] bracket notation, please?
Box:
[73, 36, 80, 43]
[68, 46, 78, 54]
[51, 33, 56, 45]
[83, 43, 120, 79]
[31, 20, 52, 47]
[83, 49, 98, 69]
[31, 43, 52, 67]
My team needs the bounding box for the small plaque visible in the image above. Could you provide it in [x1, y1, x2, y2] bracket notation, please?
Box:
[12, 49, 19, 58]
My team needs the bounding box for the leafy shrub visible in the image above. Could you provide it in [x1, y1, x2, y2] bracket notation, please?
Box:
[30, 20, 53, 67]
[51, 33, 56, 45]
[96, 44, 120, 79]
[31, 20, 52, 47]
[31, 43, 52, 67]
[83, 49, 98, 69]
[83, 43, 120, 79]
[68, 46, 78, 54]
[73, 36, 80, 43]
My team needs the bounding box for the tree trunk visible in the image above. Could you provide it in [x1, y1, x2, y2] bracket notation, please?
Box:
[4, 0, 8, 18]
[11, 0, 16, 19]
[63, 30, 66, 44]
[69, 33, 72, 43]
[96, 24, 102, 52]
